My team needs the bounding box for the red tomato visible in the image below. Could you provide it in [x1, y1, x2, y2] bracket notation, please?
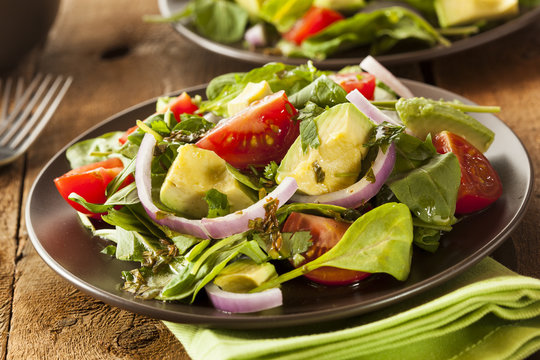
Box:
[118, 124, 138, 145]
[329, 72, 376, 100]
[432, 131, 503, 214]
[283, 7, 344, 45]
[54, 158, 133, 218]
[119, 92, 198, 144]
[282, 212, 370, 286]
[160, 92, 199, 121]
[195, 91, 299, 168]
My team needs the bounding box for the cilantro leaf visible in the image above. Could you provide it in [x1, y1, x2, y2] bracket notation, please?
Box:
[204, 189, 230, 218]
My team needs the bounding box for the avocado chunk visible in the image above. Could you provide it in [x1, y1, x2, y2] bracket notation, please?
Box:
[214, 259, 278, 293]
[160, 145, 256, 219]
[234, 0, 265, 17]
[435, 0, 518, 27]
[227, 81, 273, 116]
[396, 97, 494, 152]
[276, 103, 375, 195]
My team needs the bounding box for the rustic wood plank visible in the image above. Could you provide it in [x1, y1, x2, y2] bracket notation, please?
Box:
[8, 0, 538, 358]
[431, 22, 540, 280]
[7, 0, 250, 358]
[0, 159, 24, 360]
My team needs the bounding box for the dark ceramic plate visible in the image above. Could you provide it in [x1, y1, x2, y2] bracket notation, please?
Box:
[158, 0, 540, 67]
[26, 80, 533, 329]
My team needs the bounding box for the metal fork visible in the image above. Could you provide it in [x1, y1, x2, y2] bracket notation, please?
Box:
[0, 74, 72, 166]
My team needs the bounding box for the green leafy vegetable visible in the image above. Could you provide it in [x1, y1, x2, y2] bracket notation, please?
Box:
[288, 75, 348, 109]
[192, 0, 249, 43]
[204, 188, 230, 218]
[254, 202, 414, 291]
[281, 7, 449, 60]
[387, 152, 461, 226]
[65, 132, 124, 168]
[299, 118, 320, 153]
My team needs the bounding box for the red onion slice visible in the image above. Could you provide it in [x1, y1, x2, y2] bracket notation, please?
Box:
[347, 89, 401, 126]
[360, 55, 414, 99]
[135, 133, 298, 239]
[290, 144, 396, 208]
[205, 282, 283, 313]
[244, 23, 267, 47]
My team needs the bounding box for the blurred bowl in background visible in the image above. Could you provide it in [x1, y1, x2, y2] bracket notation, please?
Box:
[0, 0, 60, 73]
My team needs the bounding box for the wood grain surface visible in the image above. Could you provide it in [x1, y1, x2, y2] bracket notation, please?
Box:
[1, 0, 538, 359]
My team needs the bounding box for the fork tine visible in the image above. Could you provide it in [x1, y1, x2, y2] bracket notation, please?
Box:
[0, 74, 44, 135]
[0, 78, 13, 122]
[9, 76, 73, 152]
[0, 74, 53, 145]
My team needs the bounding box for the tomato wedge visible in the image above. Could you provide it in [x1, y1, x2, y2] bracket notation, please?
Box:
[162, 92, 199, 121]
[282, 212, 370, 286]
[195, 91, 299, 168]
[118, 124, 138, 145]
[329, 72, 376, 99]
[54, 157, 133, 218]
[118, 92, 199, 145]
[283, 7, 344, 45]
[432, 131, 502, 214]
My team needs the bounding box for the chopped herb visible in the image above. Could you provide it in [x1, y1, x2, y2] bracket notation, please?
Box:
[365, 167, 376, 184]
[204, 189, 230, 218]
[312, 161, 325, 183]
[365, 122, 405, 149]
[249, 198, 283, 259]
[300, 118, 320, 153]
[263, 161, 278, 181]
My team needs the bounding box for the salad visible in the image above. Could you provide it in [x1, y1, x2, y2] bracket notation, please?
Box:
[53, 57, 503, 313]
[150, 0, 536, 60]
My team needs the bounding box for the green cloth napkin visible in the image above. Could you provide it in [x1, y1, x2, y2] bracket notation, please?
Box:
[164, 257, 540, 360]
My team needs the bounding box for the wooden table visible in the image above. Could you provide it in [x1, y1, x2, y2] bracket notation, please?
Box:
[1, 0, 538, 358]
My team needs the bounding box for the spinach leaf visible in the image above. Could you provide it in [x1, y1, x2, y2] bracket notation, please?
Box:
[206, 72, 243, 101]
[254, 202, 414, 291]
[288, 75, 348, 109]
[200, 62, 323, 116]
[413, 227, 441, 253]
[387, 152, 460, 226]
[281, 7, 448, 60]
[65, 132, 124, 168]
[192, 0, 249, 43]
[392, 132, 437, 174]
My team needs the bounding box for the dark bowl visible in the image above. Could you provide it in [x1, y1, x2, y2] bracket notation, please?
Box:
[0, 0, 60, 73]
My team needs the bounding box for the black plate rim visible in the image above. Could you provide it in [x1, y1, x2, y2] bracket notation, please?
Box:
[26, 80, 534, 329]
[158, 0, 540, 67]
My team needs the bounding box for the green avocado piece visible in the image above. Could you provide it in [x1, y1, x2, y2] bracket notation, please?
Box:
[160, 145, 256, 219]
[396, 97, 494, 152]
[234, 0, 265, 17]
[435, 0, 518, 27]
[213, 259, 278, 293]
[276, 103, 375, 195]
